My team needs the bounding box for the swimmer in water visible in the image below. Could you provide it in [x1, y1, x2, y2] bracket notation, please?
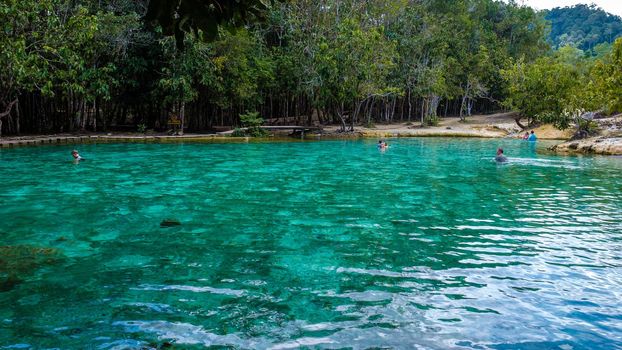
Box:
[377, 140, 389, 150]
[495, 148, 508, 163]
[528, 130, 537, 142]
[522, 132, 529, 140]
[71, 150, 83, 161]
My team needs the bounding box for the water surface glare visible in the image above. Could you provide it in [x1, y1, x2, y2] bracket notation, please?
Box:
[1, 138, 621, 349]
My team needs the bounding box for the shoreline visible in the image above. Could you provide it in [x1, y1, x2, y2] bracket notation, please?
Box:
[2, 132, 621, 156]
[2, 112, 621, 155]
[0, 112, 566, 148]
[550, 136, 622, 155]
[0, 132, 507, 149]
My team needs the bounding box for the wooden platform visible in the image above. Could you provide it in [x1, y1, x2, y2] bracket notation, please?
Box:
[217, 125, 322, 135]
[0, 135, 223, 148]
[0, 136, 96, 148]
[0, 126, 324, 148]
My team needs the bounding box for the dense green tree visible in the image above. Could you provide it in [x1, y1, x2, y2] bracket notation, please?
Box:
[145, 0, 273, 49]
[587, 38, 622, 114]
[545, 4, 622, 52]
[502, 41, 622, 130]
[2, 0, 620, 136]
[501, 54, 582, 128]
[0, 0, 109, 135]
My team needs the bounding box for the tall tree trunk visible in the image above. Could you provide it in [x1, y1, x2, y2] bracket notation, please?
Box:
[337, 103, 346, 132]
[407, 88, 412, 122]
[0, 99, 18, 137]
[420, 97, 425, 126]
[180, 101, 185, 135]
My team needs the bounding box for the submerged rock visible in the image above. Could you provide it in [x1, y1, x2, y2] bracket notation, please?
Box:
[0, 246, 62, 272]
[0, 275, 22, 292]
[160, 219, 181, 227]
[0, 245, 64, 292]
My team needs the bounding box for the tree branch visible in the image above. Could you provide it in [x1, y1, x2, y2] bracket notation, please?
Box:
[0, 99, 18, 119]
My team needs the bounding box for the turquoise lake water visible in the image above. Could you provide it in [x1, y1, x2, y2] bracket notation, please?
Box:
[1, 138, 621, 349]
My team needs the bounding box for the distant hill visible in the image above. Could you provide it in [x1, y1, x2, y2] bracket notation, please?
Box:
[544, 4, 622, 51]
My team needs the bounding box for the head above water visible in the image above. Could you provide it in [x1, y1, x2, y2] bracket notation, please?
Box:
[497, 148, 504, 155]
[72, 150, 78, 154]
[531, 130, 535, 134]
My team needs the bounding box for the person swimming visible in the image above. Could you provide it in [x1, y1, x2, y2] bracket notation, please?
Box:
[71, 150, 83, 161]
[495, 148, 508, 163]
[377, 140, 388, 149]
[528, 130, 537, 141]
[522, 132, 529, 140]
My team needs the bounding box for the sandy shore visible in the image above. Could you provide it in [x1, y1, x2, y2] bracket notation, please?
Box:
[0, 112, 610, 151]
[322, 113, 573, 139]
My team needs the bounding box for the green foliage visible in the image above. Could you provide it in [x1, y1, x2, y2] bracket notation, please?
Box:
[239, 111, 267, 137]
[145, 0, 273, 49]
[209, 29, 275, 110]
[502, 37, 622, 130]
[545, 5, 622, 52]
[578, 119, 599, 135]
[540, 109, 599, 136]
[137, 123, 147, 133]
[3, 0, 620, 137]
[247, 128, 268, 138]
[424, 114, 440, 127]
[388, 0, 547, 122]
[538, 110, 573, 130]
[587, 38, 622, 114]
[231, 128, 246, 137]
[0, 0, 108, 99]
[577, 119, 599, 136]
[501, 55, 582, 126]
[240, 111, 263, 128]
[288, 5, 398, 126]
[0, 0, 128, 135]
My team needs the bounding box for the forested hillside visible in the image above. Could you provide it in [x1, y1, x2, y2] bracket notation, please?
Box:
[0, 0, 620, 136]
[545, 4, 622, 52]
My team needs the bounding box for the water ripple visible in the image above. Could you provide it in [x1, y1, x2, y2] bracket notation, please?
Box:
[1, 139, 621, 349]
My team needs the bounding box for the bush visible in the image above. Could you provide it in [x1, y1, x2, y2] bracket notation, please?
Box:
[239, 111, 263, 128]
[540, 109, 601, 139]
[423, 114, 439, 127]
[539, 111, 571, 130]
[247, 127, 268, 137]
[231, 128, 246, 137]
[137, 123, 147, 133]
[577, 118, 599, 134]
[239, 111, 267, 137]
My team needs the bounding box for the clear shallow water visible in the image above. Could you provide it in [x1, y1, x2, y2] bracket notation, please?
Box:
[0, 138, 621, 350]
